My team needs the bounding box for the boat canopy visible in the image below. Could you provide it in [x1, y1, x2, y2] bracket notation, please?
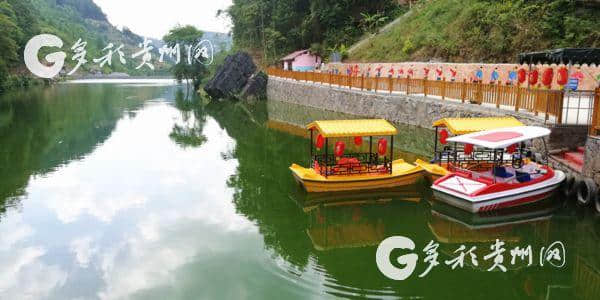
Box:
[432, 117, 524, 135]
[306, 119, 397, 137]
[447, 126, 551, 149]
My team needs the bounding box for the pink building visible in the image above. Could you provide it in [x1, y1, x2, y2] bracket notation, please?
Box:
[281, 49, 322, 71]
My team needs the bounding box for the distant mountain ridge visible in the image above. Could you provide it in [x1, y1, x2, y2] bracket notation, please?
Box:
[37, 0, 231, 73]
[202, 31, 232, 52]
[1, 0, 231, 91]
[32, 0, 171, 75]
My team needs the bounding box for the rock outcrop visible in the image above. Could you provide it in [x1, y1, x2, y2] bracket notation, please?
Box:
[239, 71, 268, 100]
[203, 52, 267, 100]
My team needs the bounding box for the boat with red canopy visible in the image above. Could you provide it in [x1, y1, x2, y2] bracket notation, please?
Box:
[431, 126, 565, 213]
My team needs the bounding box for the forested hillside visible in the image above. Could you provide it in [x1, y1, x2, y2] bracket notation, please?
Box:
[226, 0, 407, 64]
[0, 0, 170, 93]
[349, 0, 600, 63]
[226, 0, 600, 65]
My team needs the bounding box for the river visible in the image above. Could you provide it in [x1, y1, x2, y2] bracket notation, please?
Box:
[0, 80, 597, 300]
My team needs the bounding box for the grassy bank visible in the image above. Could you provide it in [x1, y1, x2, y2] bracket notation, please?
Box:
[349, 0, 600, 63]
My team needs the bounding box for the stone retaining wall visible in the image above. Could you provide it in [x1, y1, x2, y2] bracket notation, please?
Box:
[583, 136, 600, 184]
[267, 77, 586, 150]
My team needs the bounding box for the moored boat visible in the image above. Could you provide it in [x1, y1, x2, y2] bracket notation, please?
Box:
[431, 126, 565, 213]
[290, 119, 424, 192]
[417, 117, 525, 180]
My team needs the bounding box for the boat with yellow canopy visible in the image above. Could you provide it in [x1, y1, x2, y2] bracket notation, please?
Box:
[290, 119, 424, 192]
[415, 117, 525, 179]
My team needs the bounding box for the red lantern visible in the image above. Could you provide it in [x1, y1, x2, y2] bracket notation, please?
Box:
[354, 136, 363, 146]
[464, 143, 474, 155]
[334, 141, 345, 157]
[507, 144, 517, 154]
[439, 129, 449, 145]
[557, 67, 568, 86]
[517, 68, 527, 84]
[541, 68, 554, 87]
[528, 69, 539, 86]
[315, 134, 324, 149]
[377, 138, 387, 156]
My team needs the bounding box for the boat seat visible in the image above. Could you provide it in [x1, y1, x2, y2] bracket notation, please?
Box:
[313, 161, 321, 174]
[493, 166, 513, 178]
[515, 170, 532, 183]
[338, 157, 360, 166]
[333, 157, 362, 174]
[377, 165, 390, 173]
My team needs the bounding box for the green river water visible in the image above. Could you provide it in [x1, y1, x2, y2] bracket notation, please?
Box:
[0, 80, 598, 300]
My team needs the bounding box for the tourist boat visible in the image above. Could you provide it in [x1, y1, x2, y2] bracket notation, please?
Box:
[416, 116, 525, 180]
[289, 119, 424, 192]
[430, 126, 565, 213]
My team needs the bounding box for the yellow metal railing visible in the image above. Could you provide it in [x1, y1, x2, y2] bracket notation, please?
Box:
[267, 68, 567, 124]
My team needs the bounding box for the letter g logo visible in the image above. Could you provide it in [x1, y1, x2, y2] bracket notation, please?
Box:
[376, 236, 418, 280]
[24, 34, 66, 79]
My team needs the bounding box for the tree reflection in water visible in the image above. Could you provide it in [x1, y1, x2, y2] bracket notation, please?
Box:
[169, 90, 208, 148]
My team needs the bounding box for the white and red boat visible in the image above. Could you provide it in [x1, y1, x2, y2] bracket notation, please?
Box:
[431, 126, 565, 213]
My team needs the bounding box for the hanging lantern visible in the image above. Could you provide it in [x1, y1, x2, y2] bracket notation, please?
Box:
[334, 141, 345, 157]
[354, 136, 363, 146]
[507, 144, 517, 154]
[517, 68, 527, 84]
[557, 67, 568, 86]
[439, 129, 449, 145]
[528, 69, 539, 86]
[464, 143, 474, 155]
[541, 68, 554, 88]
[315, 134, 324, 149]
[377, 138, 387, 156]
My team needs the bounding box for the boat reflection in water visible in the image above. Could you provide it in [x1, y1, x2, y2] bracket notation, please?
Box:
[429, 198, 562, 269]
[429, 197, 579, 299]
[292, 187, 423, 251]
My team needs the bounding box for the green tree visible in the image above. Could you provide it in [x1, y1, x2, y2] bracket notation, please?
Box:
[0, 1, 23, 92]
[359, 12, 388, 34]
[163, 25, 208, 92]
[227, 0, 403, 64]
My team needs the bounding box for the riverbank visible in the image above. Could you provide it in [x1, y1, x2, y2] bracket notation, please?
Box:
[267, 76, 588, 151]
[0, 73, 49, 95]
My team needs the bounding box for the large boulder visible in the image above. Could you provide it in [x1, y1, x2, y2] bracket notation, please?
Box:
[204, 52, 266, 100]
[239, 71, 267, 101]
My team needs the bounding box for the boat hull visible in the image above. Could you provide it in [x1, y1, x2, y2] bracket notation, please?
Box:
[290, 160, 424, 193]
[414, 159, 450, 180]
[293, 171, 423, 192]
[432, 170, 565, 213]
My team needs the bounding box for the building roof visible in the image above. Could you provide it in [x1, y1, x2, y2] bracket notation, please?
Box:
[432, 117, 524, 135]
[306, 119, 398, 138]
[281, 49, 311, 61]
[447, 126, 551, 149]
[518, 48, 600, 65]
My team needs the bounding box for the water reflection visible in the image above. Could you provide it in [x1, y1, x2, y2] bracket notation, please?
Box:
[295, 188, 423, 252]
[0, 82, 598, 299]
